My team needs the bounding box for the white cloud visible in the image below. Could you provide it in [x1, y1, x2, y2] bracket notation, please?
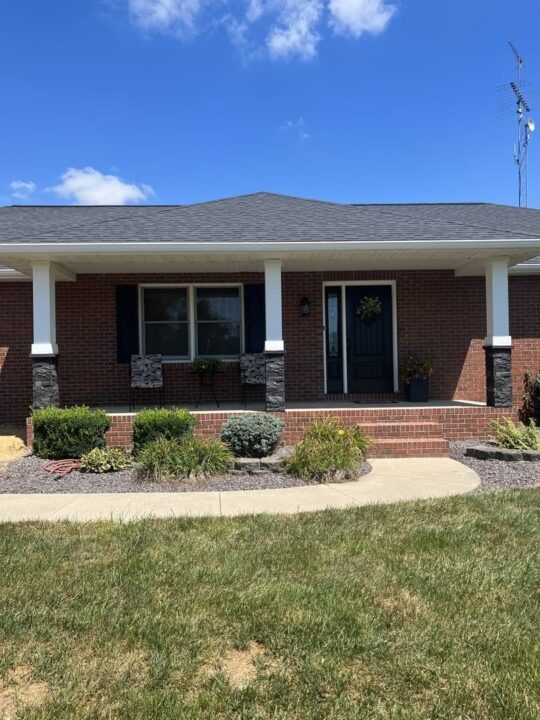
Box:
[246, 0, 265, 23]
[281, 117, 311, 140]
[50, 167, 154, 205]
[328, 0, 396, 36]
[128, 0, 203, 34]
[267, 0, 323, 60]
[122, 0, 396, 59]
[10, 180, 37, 200]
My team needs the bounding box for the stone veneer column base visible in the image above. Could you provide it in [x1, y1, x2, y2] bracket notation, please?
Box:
[484, 346, 512, 408]
[265, 351, 285, 412]
[32, 357, 60, 408]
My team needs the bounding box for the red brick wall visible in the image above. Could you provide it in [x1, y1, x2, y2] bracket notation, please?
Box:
[284, 270, 489, 403]
[3, 271, 540, 425]
[26, 405, 516, 454]
[0, 282, 32, 424]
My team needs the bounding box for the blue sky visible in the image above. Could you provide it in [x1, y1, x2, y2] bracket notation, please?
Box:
[1, 0, 540, 207]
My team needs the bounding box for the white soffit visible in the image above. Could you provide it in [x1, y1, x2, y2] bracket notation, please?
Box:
[0, 245, 540, 278]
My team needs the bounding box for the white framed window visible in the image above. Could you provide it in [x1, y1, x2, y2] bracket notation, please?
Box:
[142, 287, 190, 360]
[140, 284, 243, 361]
[196, 287, 241, 358]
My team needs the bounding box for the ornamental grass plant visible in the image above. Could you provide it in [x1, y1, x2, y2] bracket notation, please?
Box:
[136, 436, 233, 482]
[285, 418, 371, 481]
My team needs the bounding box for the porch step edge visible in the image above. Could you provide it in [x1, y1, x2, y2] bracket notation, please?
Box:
[358, 421, 443, 438]
[372, 437, 449, 458]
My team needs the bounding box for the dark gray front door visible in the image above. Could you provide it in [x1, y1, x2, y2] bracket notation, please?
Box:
[346, 285, 394, 393]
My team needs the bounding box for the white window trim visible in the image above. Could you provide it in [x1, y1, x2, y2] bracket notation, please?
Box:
[322, 280, 398, 394]
[139, 283, 244, 363]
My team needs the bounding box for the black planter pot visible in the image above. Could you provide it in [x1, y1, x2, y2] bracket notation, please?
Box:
[404, 378, 430, 403]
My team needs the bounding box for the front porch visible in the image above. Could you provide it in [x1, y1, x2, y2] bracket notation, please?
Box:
[24, 256, 518, 417]
[3, 247, 535, 461]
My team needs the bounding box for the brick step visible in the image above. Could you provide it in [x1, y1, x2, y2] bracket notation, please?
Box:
[358, 421, 443, 439]
[371, 438, 449, 458]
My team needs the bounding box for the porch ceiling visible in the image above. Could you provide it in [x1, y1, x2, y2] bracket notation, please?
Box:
[2, 245, 540, 278]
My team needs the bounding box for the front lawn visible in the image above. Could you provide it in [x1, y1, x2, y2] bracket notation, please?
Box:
[1, 491, 539, 719]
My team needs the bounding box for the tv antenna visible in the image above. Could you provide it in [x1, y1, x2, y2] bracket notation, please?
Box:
[509, 41, 534, 207]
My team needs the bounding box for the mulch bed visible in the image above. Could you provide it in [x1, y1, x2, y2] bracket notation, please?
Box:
[4, 445, 538, 496]
[0, 454, 372, 494]
[450, 441, 540, 492]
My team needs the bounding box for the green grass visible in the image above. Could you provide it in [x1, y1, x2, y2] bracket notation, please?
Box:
[1, 490, 540, 719]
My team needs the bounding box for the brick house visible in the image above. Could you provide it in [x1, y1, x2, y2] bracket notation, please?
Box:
[2, 192, 540, 456]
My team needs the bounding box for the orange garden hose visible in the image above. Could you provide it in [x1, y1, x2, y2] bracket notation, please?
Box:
[43, 459, 81, 478]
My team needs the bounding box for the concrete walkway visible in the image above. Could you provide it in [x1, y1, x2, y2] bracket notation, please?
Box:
[0, 458, 480, 522]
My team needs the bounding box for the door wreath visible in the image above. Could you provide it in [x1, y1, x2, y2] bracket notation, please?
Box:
[356, 296, 382, 325]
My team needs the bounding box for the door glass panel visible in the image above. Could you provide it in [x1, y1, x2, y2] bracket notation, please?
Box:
[327, 293, 340, 358]
[325, 287, 343, 394]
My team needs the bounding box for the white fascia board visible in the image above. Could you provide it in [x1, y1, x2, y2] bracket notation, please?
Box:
[0, 268, 29, 280]
[510, 263, 540, 274]
[1, 238, 540, 254]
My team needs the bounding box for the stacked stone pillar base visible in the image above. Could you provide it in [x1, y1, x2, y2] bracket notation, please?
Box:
[484, 346, 512, 408]
[265, 352, 285, 412]
[32, 357, 59, 408]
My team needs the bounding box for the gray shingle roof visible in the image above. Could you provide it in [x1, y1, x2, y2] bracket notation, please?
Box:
[1, 192, 540, 244]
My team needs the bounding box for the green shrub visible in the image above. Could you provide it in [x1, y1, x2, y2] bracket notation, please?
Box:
[220, 413, 284, 458]
[285, 418, 371, 481]
[32, 406, 110, 459]
[491, 417, 540, 451]
[80, 447, 133, 473]
[136, 436, 233, 482]
[132, 407, 196, 454]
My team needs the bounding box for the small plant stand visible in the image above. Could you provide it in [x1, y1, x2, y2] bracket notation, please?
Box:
[194, 370, 220, 408]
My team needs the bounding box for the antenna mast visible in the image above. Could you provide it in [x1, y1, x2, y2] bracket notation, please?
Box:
[508, 41, 535, 207]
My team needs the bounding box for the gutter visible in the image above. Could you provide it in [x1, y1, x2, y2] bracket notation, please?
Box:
[1, 238, 540, 254]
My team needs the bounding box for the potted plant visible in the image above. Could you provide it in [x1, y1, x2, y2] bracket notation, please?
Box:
[401, 354, 434, 402]
[192, 357, 223, 375]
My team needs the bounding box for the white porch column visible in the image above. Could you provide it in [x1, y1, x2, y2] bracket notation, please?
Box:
[263, 258, 285, 411]
[484, 256, 512, 407]
[264, 258, 284, 352]
[31, 260, 59, 408]
[484, 256, 511, 348]
[31, 260, 58, 356]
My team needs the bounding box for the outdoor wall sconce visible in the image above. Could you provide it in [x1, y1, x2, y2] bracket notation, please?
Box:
[300, 296, 311, 316]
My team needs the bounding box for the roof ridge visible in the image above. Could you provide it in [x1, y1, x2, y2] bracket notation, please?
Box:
[171, 191, 350, 210]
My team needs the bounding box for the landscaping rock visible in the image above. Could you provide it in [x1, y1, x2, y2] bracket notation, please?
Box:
[464, 444, 523, 461]
[452, 441, 540, 492]
[233, 448, 293, 473]
[522, 450, 540, 462]
[234, 457, 261, 471]
[0, 455, 374, 494]
[260, 457, 283, 471]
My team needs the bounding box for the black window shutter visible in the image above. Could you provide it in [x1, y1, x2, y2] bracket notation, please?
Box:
[116, 285, 140, 363]
[243, 284, 265, 353]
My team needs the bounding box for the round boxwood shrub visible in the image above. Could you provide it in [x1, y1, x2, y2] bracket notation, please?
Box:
[132, 407, 196, 454]
[220, 413, 284, 458]
[32, 406, 111, 460]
